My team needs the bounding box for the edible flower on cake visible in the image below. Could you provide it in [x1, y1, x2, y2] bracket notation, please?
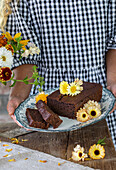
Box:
[59, 78, 83, 96]
[67, 82, 83, 96]
[84, 100, 101, 119]
[76, 100, 101, 122]
[59, 81, 69, 95]
[76, 108, 90, 122]
[86, 105, 101, 119]
[84, 100, 101, 110]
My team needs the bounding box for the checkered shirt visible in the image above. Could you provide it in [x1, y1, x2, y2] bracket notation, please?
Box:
[1, 0, 116, 148]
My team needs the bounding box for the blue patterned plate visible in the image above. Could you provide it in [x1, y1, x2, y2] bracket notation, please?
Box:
[14, 88, 115, 132]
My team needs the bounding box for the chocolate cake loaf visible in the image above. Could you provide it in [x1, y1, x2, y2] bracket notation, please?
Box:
[47, 82, 102, 119]
[36, 100, 63, 129]
[26, 108, 50, 129]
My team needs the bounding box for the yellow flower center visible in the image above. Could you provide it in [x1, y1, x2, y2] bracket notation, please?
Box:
[70, 86, 77, 93]
[1, 56, 6, 61]
[94, 149, 100, 156]
[5, 72, 9, 76]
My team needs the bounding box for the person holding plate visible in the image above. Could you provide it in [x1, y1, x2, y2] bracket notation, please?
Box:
[0, 0, 116, 148]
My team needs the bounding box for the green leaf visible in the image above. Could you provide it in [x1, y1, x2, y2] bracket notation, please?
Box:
[32, 65, 38, 71]
[15, 36, 22, 42]
[23, 76, 28, 81]
[1, 81, 7, 85]
[10, 80, 16, 87]
[24, 81, 29, 85]
[101, 143, 106, 145]
[97, 137, 106, 145]
[11, 72, 15, 79]
[11, 44, 17, 53]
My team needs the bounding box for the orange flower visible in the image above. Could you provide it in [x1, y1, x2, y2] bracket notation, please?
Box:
[3, 32, 21, 42]
[0, 35, 7, 47]
[0, 67, 12, 82]
[20, 40, 30, 51]
[35, 92, 48, 104]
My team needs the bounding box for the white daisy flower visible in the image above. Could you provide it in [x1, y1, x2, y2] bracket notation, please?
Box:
[74, 145, 84, 152]
[0, 47, 13, 68]
[68, 82, 83, 96]
[67, 82, 79, 96]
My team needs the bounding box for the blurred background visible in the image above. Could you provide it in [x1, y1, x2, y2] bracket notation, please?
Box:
[0, 83, 13, 123]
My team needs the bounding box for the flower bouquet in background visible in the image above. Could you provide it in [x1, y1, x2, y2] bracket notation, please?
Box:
[0, 32, 44, 91]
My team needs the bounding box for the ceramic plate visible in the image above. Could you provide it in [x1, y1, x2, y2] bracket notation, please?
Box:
[14, 87, 115, 132]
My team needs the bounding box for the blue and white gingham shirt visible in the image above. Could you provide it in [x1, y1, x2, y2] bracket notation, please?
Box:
[3, 0, 116, 92]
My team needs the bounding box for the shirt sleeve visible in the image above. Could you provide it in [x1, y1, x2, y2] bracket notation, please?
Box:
[106, 0, 116, 50]
[5, 0, 41, 69]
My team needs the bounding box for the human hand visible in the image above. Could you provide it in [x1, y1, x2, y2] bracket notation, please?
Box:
[107, 84, 116, 113]
[7, 96, 24, 127]
[7, 96, 31, 131]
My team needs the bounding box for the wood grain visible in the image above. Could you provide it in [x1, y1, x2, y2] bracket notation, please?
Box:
[0, 119, 115, 170]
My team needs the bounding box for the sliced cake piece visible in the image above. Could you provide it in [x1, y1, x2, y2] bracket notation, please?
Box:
[36, 100, 63, 129]
[26, 108, 50, 129]
[47, 81, 102, 119]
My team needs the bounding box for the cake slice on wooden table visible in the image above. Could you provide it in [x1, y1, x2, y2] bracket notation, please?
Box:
[26, 108, 50, 129]
[47, 81, 102, 119]
[36, 100, 63, 129]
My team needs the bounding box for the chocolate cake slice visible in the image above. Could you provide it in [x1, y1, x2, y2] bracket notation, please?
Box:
[36, 100, 63, 129]
[26, 108, 50, 129]
[47, 82, 102, 119]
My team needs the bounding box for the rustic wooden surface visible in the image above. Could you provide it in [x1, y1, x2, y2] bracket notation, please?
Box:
[0, 119, 116, 170]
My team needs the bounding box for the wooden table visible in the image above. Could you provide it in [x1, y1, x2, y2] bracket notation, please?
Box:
[0, 119, 116, 170]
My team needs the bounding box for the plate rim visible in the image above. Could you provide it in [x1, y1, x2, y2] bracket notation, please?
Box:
[14, 87, 115, 132]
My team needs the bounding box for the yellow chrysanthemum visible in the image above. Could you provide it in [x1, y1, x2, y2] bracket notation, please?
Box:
[76, 108, 90, 122]
[60, 81, 69, 95]
[89, 144, 105, 159]
[35, 92, 48, 104]
[86, 106, 101, 119]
